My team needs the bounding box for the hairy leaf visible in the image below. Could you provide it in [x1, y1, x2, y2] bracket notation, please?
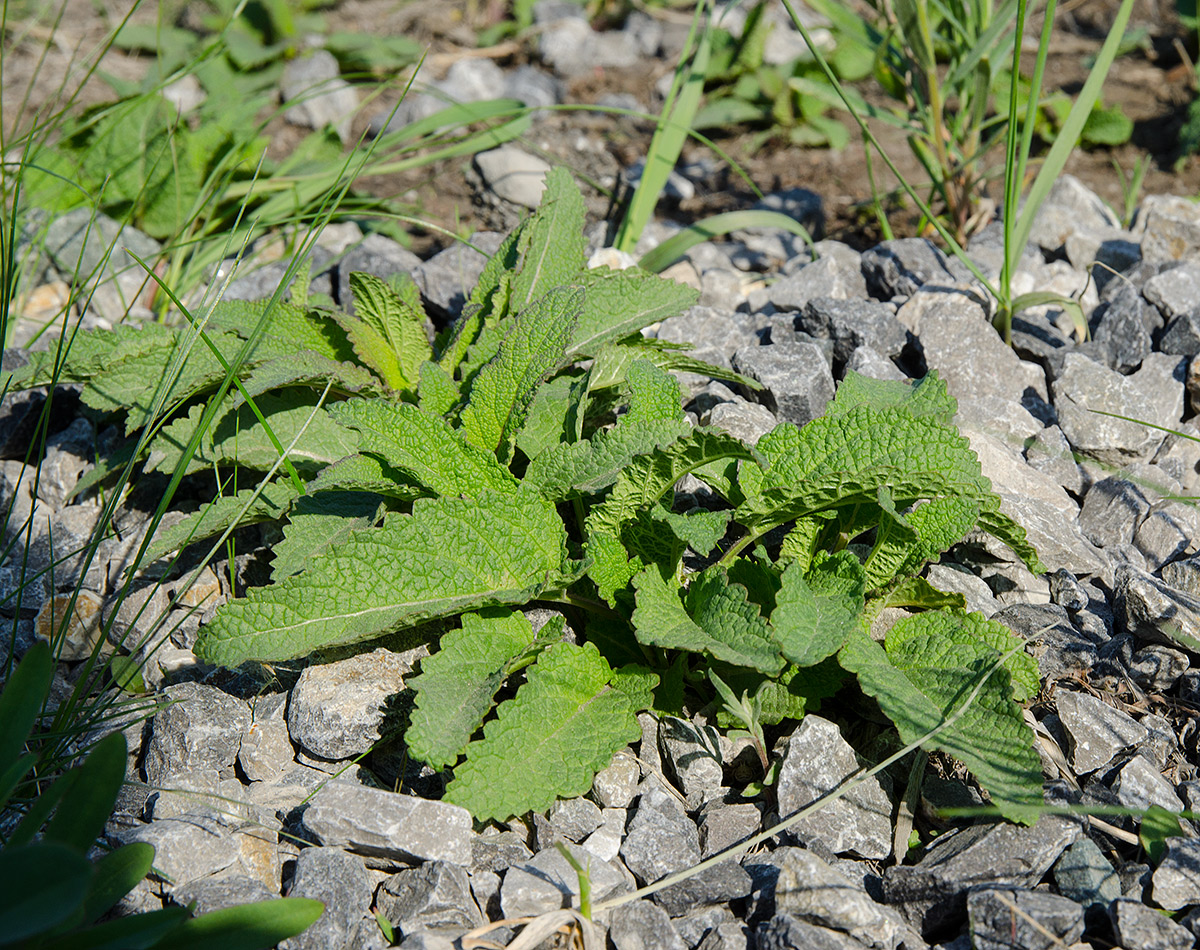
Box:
[771, 551, 866, 667]
[838, 615, 1043, 822]
[194, 487, 567, 666]
[632, 567, 783, 674]
[566, 267, 699, 358]
[237, 351, 381, 401]
[407, 608, 559, 769]
[271, 491, 387, 581]
[341, 271, 431, 390]
[510, 166, 586, 312]
[460, 287, 582, 460]
[444, 641, 652, 820]
[331, 400, 516, 498]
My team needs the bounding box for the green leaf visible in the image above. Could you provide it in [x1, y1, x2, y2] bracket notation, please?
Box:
[343, 271, 432, 390]
[566, 267, 699, 358]
[271, 492, 386, 582]
[515, 373, 585, 462]
[418, 361, 460, 416]
[0, 842, 91, 943]
[771, 551, 866, 667]
[460, 287, 582, 461]
[143, 480, 301, 563]
[1139, 805, 1184, 865]
[826, 371, 957, 422]
[151, 898, 326, 950]
[195, 488, 567, 666]
[332, 400, 517, 497]
[510, 166, 587, 312]
[304, 453, 425, 500]
[864, 489, 981, 591]
[623, 358, 684, 424]
[44, 732, 126, 852]
[407, 608, 559, 769]
[208, 299, 356, 366]
[444, 642, 651, 820]
[838, 615, 1043, 822]
[146, 391, 357, 476]
[8, 323, 177, 390]
[82, 843, 155, 924]
[238, 352, 381, 400]
[632, 567, 783, 674]
[650, 506, 732, 556]
[0, 640, 52, 770]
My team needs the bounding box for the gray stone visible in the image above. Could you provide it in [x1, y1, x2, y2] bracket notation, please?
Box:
[657, 306, 759, 369]
[1129, 644, 1190, 691]
[546, 796, 603, 842]
[42, 208, 162, 311]
[1152, 838, 1200, 910]
[675, 906, 737, 948]
[147, 766, 221, 821]
[1162, 552, 1200, 598]
[844, 346, 906, 382]
[239, 692, 294, 783]
[1138, 194, 1200, 266]
[1055, 689, 1148, 774]
[1109, 896, 1194, 950]
[992, 602, 1097, 679]
[705, 400, 778, 445]
[105, 581, 169, 650]
[756, 915, 872, 950]
[1132, 352, 1187, 431]
[1027, 175, 1120, 254]
[860, 238, 971, 298]
[1079, 477, 1152, 549]
[1137, 711, 1179, 768]
[144, 682, 251, 787]
[301, 780, 473, 865]
[961, 430, 1107, 580]
[500, 841, 629, 917]
[752, 848, 912, 949]
[609, 900, 687, 950]
[768, 257, 866, 313]
[375, 861, 483, 935]
[287, 647, 410, 760]
[116, 817, 238, 889]
[1090, 293, 1152, 374]
[698, 802, 762, 858]
[1053, 837, 1120, 911]
[1118, 564, 1200, 650]
[968, 887, 1083, 950]
[280, 847, 372, 950]
[653, 861, 753, 916]
[171, 874, 277, 916]
[1136, 500, 1200, 571]
[1161, 309, 1200, 356]
[794, 297, 908, 369]
[581, 806, 625, 862]
[1065, 228, 1141, 289]
[659, 716, 724, 806]
[1144, 261, 1200, 320]
[413, 232, 504, 317]
[897, 290, 1045, 406]
[775, 716, 892, 860]
[1051, 353, 1162, 465]
[473, 147, 552, 209]
[503, 65, 563, 109]
[471, 830, 532, 875]
[732, 341, 835, 427]
[924, 563, 1001, 617]
[591, 751, 640, 808]
[37, 418, 95, 509]
[337, 234, 423, 312]
[695, 920, 750, 950]
[620, 784, 701, 885]
[222, 250, 334, 302]
[881, 817, 1081, 937]
[1111, 754, 1183, 813]
[281, 49, 357, 142]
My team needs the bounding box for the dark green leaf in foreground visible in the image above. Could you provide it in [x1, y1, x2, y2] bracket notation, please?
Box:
[838, 613, 1043, 822]
[194, 488, 567, 666]
[406, 608, 559, 769]
[444, 641, 654, 821]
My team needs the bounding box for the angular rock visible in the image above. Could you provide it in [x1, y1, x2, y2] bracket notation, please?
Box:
[1129, 644, 1190, 692]
[775, 716, 892, 860]
[1055, 689, 1147, 774]
[116, 817, 238, 890]
[473, 147, 552, 209]
[794, 297, 908, 370]
[1139, 194, 1200, 266]
[731, 341, 835, 427]
[1027, 175, 1120, 254]
[280, 847, 372, 950]
[337, 234, 423, 312]
[591, 752, 640, 808]
[581, 806, 626, 862]
[413, 232, 504, 318]
[695, 920, 750, 950]
[659, 716, 724, 806]
[545, 796, 604, 842]
[1109, 896, 1194, 950]
[171, 874, 277, 916]
[144, 682, 251, 787]
[860, 238, 971, 298]
[1051, 353, 1162, 465]
[239, 692, 295, 783]
[287, 647, 410, 760]
[375, 861, 484, 935]
[1090, 293, 1152, 373]
[1111, 754, 1183, 813]
[968, 886, 1083, 950]
[756, 915, 869, 950]
[657, 306, 758, 369]
[609, 899, 688, 950]
[767, 257, 866, 313]
[653, 861, 753, 916]
[881, 817, 1081, 937]
[301, 780, 473, 865]
[705, 400, 778, 445]
[620, 784, 701, 885]
[1053, 837, 1120, 912]
[1152, 838, 1200, 911]
[1117, 564, 1200, 650]
[1079, 477, 1151, 550]
[500, 841, 628, 917]
[34, 589, 104, 661]
[699, 801, 762, 858]
[281, 49, 357, 142]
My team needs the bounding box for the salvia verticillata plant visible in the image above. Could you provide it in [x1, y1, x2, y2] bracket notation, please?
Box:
[11, 169, 1046, 822]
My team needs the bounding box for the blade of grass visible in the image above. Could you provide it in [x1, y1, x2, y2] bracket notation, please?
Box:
[637, 210, 814, 273]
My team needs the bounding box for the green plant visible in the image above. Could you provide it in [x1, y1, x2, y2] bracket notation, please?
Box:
[692, 1, 872, 153]
[789, 0, 1135, 344]
[16, 169, 1047, 823]
[0, 642, 324, 949]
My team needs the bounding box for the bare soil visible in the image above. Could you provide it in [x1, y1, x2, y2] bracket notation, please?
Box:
[4, 0, 1200, 256]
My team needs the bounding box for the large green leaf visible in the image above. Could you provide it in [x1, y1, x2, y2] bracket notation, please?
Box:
[444, 642, 654, 820]
[565, 267, 699, 358]
[195, 488, 567, 666]
[510, 166, 587, 312]
[771, 551, 866, 667]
